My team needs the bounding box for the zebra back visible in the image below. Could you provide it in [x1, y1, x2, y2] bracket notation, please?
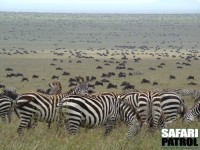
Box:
[58, 92, 119, 135]
[118, 91, 140, 110]
[66, 82, 89, 95]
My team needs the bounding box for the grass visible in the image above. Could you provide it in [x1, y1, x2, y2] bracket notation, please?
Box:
[0, 13, 200, 150]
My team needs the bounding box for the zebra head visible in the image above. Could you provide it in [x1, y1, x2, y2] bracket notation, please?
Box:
[48, 81, 62, 95]
[72, 82, 89, 95]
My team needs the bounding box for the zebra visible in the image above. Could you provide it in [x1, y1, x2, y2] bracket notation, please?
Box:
[136, 91, 164, 129]
[14, 81, 89, 134]
[178, 89, 196, 97]
[119, 91, 165, 128]
[184, 100, 200, 123]
[177, 89, 200, 102]
[0, 95, 13, 123]
[36, 81, 62, 95]
[58, 92, 141, 139]
[159, 92, 186, 124]
[119, 91, 186, 127]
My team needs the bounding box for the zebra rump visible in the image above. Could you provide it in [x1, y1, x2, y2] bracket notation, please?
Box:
[159, 92, 186, 124]
[0, 95, 13, 123]
[58, 93, 141, 138]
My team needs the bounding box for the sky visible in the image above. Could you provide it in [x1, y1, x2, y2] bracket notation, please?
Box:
[0, 0, 200, 14]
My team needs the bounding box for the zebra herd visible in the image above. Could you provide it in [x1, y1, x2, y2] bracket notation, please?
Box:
[0, 81, 200, 139]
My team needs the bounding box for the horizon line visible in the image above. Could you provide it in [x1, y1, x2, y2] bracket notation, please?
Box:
[1, 10, 200, 15]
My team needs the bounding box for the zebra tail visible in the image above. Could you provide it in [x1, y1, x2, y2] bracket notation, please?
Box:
[180, 98, 188, 119]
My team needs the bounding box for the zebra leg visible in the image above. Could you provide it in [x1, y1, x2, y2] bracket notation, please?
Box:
[48, 122, 51, 129]
[127, 119, 142, 139]
[1, 115, 6, 123]
[7, 111, 12, 124]
[104, 118, 116, 136]
[17, 118, 32, 134]
[65, 118, 80, 135]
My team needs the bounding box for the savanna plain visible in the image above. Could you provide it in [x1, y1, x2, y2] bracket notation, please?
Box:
[0, 12, 200, 150]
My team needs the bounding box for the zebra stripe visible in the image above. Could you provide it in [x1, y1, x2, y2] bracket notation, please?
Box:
[58, 93, 140, 138]
[184, 100, 200, 123]
[159, 92, 186, 124]
[0, 95, 13, 123]
[137, 91, 163, 129]
[119, 91, 166, 128]
[15, 82, 89, 134]
[118, 91, 140, 109]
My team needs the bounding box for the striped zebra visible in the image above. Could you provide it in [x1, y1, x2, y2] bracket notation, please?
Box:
[119, 91, 186, 127]
[159, 92, 186, 124]
[0, 95, 13, 123]
[58, 92, 141, 139]
[14, 81, 89, 134]
[178, 89, 196, 97]
[177, 89, 200, 102]
[184, 100, 200, 123]
[137, 91, 164, 129]
[119, 91, 165, 128]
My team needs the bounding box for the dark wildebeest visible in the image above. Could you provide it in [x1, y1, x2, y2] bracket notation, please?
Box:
[169, 75, 176, 79]
[21, 77, 29, 82]
[187, 75, 194, 80]
[107, 83, 117, 89]
[0, 83, 5, 88]
[141, 79, 151, 84]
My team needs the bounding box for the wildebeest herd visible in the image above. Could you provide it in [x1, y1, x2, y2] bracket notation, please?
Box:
[0, 76, 200, 139]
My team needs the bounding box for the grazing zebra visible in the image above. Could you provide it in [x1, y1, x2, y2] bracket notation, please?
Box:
[159, 92, 186, 124]
[119, 91, 185, 127]
[58, 92, 141, 139]
[0, 95, 13, 123]
[178, 89, 196, 97]
[137, 91, 163, 129]
[14, 81, 89, 134]
[119, 91, 165, 128]
[177, 89, 200, 102]
[184, 100, 200, 123]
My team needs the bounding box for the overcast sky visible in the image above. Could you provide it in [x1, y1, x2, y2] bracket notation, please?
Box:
[0, 0, 200, 14]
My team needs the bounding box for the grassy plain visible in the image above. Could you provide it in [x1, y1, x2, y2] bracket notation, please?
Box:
[0, 13, 200, 150]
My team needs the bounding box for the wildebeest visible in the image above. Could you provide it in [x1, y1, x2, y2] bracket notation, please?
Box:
[122, 83, 135, 90]
[107, 83, 117, 89]
[187, 75, 194, 80]
[21, 77, 29, 82]
[0, 83, 5, 88]
[169, 75, 176, 79]
[188, 82, 197, 85]
[141, 79, 151, 84]
[32, 75, 39, 79]
[62, 71, 70, 76]
[118, 72, 126, 78]
[152, 81, 159, 86]
[95, 81, 103, 86]
[52, 75, 59, 80]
